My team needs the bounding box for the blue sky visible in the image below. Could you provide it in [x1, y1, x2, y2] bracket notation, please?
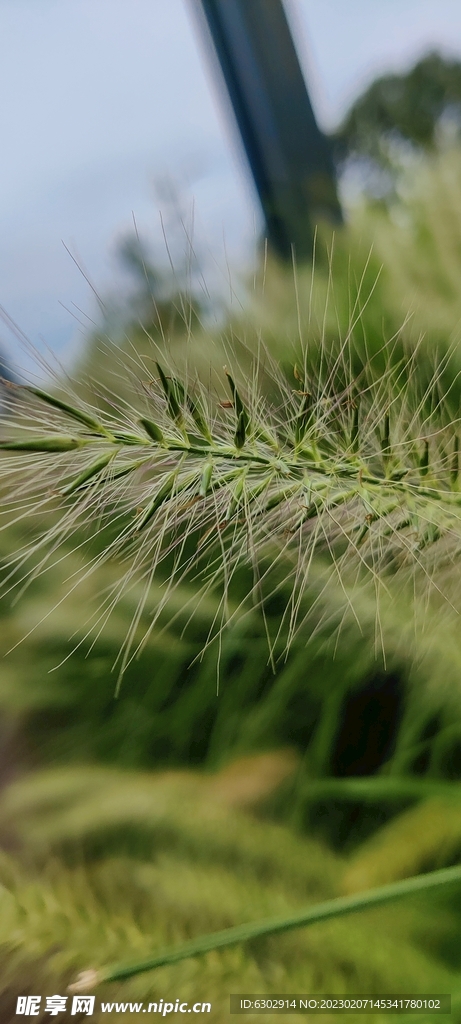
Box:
[1, 0, 461, 373]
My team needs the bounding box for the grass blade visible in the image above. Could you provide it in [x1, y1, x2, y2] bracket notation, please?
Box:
[139, 418, 164, 444]
[69, 864, 461, 988]
[24, 387, 109, 435]
[156, 363, 183, 425]
[0, 436, 84, 452]
[61, 451, 116, 495]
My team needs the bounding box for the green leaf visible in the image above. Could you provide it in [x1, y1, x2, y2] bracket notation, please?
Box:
[234, 410, 247, 450]
[199, 462, 213, 497]
[109, 461, 143, 482]
[417, 521, 441, 549]
[254, 423, 278, 448]
[61, 452, 116, 495]
[294, 392, 313, 445]
[225, 472, 246, 521]
[225, 369, 250, 431]
[265, 483, 301, 511]
[187, 395, 212, 441]
[351, 399, 359, 453]
[299, 775, 461, 803]
[420, 438, 430, 476]
[185, 434, 211, 449]
[156, 364, 183, 425]
[245, 475, 272, 504]
[0, 436, 83, 452]
[24, 387, 108, 434]
[136, 473, 177, 531]
[381, 411, 391, 464]
[451, 434, 459, 488]
[88, 864, 461, 985]
[172, 377, 186, 406]
[139, 418, 164, 444]
[111, 431, 145, 446]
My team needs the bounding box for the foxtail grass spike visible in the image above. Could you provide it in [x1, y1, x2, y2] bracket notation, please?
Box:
[3, 338, 461, 680]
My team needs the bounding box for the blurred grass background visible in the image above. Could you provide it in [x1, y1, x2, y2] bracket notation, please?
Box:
[4, 52, 461, 1023]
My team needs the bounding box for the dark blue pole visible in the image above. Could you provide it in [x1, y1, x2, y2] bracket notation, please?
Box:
[194, 0, 342, 260]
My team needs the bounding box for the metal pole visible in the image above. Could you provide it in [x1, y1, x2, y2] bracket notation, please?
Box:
[194, 0, 342, 260]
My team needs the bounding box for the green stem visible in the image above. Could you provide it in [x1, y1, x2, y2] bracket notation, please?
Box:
[303, 681, 347, 779]
[157, 440, 461, 505]
[80, 865, 461, 986]
[6, 422, 461, 510]
[298, 776, 461, 803]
